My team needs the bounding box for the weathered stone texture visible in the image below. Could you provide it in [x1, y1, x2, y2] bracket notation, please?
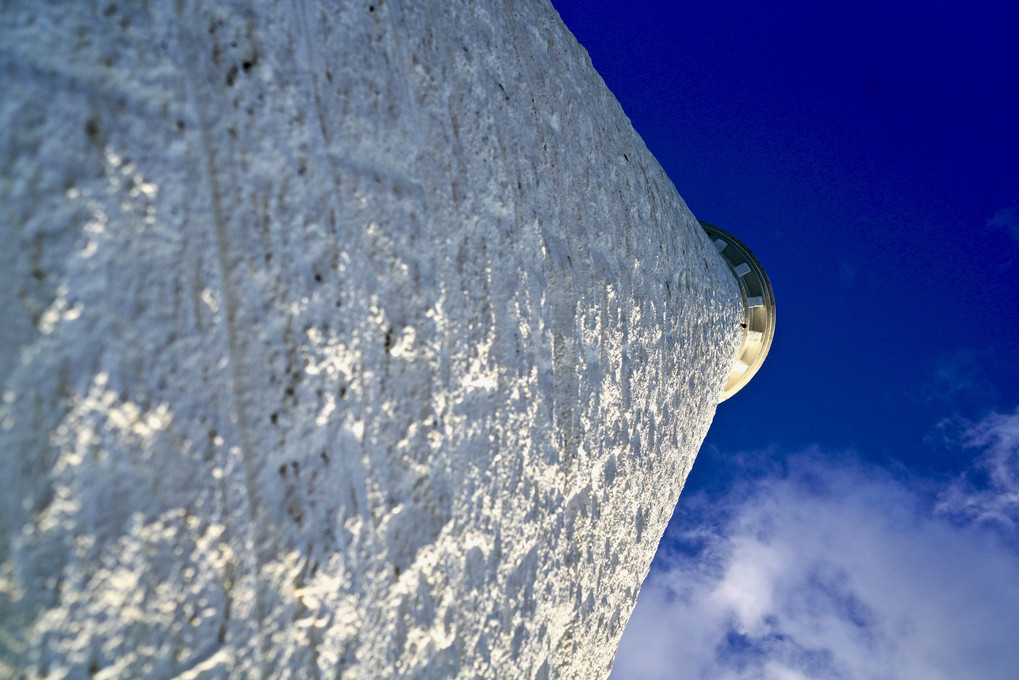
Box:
[0, 1, 741, 678]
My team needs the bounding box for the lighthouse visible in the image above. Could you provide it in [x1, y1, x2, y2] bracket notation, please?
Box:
[0, 1, 770, 678]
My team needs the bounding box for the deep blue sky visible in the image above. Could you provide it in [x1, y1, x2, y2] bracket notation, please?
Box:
[551, 0, 1019, 479]
[550, 1, 1019, 677]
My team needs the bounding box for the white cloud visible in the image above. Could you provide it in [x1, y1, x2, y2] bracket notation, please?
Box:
[610, 434, 1019, 680]
[938, 408, 1019, 532]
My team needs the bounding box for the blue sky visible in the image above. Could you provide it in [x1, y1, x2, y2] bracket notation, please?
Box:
[550, 1, 1019, 677]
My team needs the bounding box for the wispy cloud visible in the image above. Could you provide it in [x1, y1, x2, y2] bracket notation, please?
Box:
[938, 408, 1019, 533]
[912, 349, 998, 407]
[610, 429, 1019, 680]
[988, 206, 1019, 248]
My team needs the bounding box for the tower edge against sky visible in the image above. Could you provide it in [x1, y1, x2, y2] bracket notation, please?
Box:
[0, 1, 742, 677]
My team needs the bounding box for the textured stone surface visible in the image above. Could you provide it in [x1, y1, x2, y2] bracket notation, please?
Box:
[0, 1, 741, 678]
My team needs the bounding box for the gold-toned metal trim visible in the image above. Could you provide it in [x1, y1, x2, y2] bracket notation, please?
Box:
[700, 222, 776, 402]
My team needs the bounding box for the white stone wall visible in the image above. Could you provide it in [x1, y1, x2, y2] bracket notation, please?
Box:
[0, 1, 741, 678]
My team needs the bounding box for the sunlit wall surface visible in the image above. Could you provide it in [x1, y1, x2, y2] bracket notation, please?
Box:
[0, 1, 741, 678]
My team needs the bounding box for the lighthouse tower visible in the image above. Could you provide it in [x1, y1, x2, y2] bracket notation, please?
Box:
[0, 1, 770, 678]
